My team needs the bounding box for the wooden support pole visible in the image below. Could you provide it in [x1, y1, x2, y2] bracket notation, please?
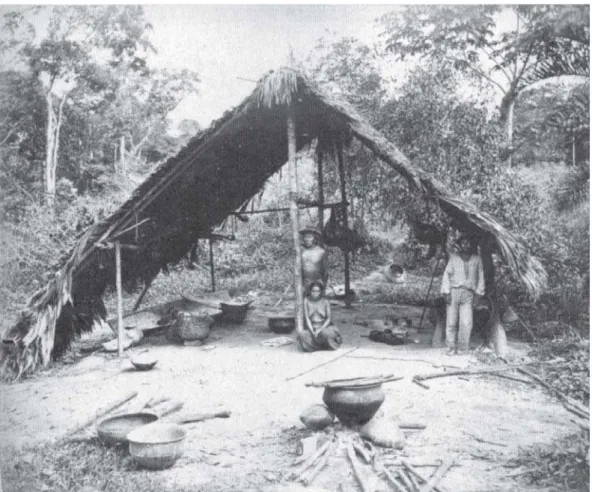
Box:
[115, 241, 124, 358]
[287, 104, 304, 334]
[209, 236, 216, 292]
[419, 250, 444, 331]
[336, 141, 350, 294]
[132, 278, 153, 312]
[317, 151, 324, 233]
[481, 243, 507, 356]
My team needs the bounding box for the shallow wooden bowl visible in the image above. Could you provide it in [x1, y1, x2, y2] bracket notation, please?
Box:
[130, 354, 158, 371]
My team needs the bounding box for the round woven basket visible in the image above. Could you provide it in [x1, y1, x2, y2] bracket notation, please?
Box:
[168, 311, 212, 342]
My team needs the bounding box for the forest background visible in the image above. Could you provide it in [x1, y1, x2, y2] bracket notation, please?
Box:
[0, 5, 589, 488]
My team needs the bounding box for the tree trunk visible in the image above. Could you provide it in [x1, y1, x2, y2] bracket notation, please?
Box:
[44, 92, 66, 206]
[506, 99, 514, 167]
[119, 135, 126, 175]
[45, 93, 56, 205]
[52, 95, 66, 182]
[499, 87, 518, 167]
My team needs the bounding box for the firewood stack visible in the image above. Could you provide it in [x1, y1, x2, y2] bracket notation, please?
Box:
[291, 428, 456, 492]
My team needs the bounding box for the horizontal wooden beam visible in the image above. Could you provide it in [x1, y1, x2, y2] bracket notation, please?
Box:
[230, 201, 348, 216]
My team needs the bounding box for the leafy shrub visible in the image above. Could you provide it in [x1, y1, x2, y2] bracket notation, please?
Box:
[508, 431, 590, 492]
[0, 186, 125, 329]
[531, 335, 590, 405]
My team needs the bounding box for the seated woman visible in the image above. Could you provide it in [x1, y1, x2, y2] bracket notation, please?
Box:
[297, 281, 342, 352]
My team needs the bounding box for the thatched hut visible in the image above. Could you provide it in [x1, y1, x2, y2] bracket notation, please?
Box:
[1, 68, 546, 379]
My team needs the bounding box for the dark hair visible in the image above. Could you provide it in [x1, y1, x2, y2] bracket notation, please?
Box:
[307, 281, 324, 296]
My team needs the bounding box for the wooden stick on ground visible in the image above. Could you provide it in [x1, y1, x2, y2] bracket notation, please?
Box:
[285, 346, 359, 381]
[405, 469, 420, 491]
[346, 354, 461, 370]
[153, 399, 184, 418]
[414, 364, 544, 383]
[398, 423, 427, 430]
[418, 456, 455, 492]
[301, 443, 334, 486]
[397, 469, 416, 491]
[496, 356, 589, 419]
[146, 395, 170, 408]
[463, 431, 507, 447]
[400, 460, 446, 492]
[486, 373, 534, 385]
[292, 439, 332, 480]
[306, 374, 402, 388]
[564, 402, 590, 420]
[412, 378, 430, 390]
[381, 466, 408, 492]
[385, 461, 459, 470]
[120, 392, 152, 414]
[347, 443, 375, 492]
[66, 390, 138, 437]
[352, 441, 372, 464]
[516, 367, 590, 418]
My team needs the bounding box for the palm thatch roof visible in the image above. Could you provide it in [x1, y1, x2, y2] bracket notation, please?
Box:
[1, 68, 547, 379]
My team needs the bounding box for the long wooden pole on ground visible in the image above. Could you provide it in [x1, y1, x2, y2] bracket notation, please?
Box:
[115, 241, 124, 357]
[287, 105, 304, 334]
[336, 141, 351, 294]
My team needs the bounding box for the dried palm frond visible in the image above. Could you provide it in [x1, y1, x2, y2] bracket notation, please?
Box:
[554, 162, 590, 214]
[253, 68, 299, 108]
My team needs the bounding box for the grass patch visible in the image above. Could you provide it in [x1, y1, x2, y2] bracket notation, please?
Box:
[2, 438, 195, 492]
[506, 431, 590, 492]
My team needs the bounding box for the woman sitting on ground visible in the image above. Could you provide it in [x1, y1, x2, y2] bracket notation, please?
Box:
[298, 281, 342, 352]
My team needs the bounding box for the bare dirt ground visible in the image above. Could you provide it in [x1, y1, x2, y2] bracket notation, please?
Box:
[0, 299, 578, 492]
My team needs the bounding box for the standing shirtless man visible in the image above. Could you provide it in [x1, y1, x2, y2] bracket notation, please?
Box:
[300, 226, 328, 292]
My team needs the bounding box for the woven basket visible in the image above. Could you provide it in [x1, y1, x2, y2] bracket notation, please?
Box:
[167, 311, 212, 342]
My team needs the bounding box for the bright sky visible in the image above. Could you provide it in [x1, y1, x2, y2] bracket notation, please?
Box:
[0, 4, 525, 129]
[142, 5, 397, 127]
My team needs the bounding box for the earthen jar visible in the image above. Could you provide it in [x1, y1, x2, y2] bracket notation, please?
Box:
[322, 383, 385, 426]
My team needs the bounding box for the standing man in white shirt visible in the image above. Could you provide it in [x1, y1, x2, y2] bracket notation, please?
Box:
[440, 235, 485, 355]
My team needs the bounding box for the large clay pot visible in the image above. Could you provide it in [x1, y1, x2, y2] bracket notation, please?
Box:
[322, 383, 385, 426]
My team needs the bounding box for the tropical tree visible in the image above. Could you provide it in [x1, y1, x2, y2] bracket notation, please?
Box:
[305, 37, 400, 228]
[4, 6, 155, 204]
[306, 36, 386, 121]
[380, 5, 590, 164]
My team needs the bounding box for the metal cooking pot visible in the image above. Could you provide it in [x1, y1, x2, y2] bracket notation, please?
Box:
[127, 411, 230, 469]
[268, 316, 295, 334]
[127, 423, 187, 470]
